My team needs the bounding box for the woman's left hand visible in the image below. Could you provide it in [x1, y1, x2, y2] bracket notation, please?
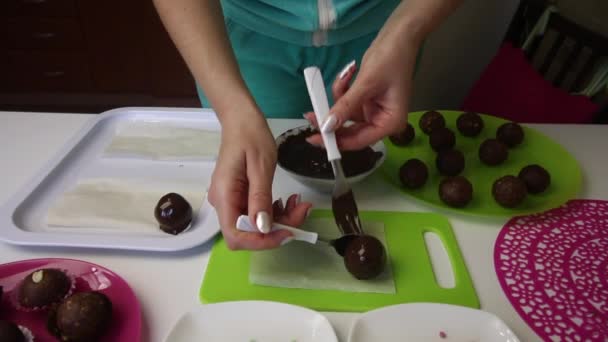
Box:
[305, 35, 420, 151]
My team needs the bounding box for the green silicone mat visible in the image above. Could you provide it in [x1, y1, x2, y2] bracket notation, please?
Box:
[200, 210, 479, 313]
[381, 110, 582, 217]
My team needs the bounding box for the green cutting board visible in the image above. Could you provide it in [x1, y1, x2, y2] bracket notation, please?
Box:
[382, 110, 582, 217]
[199, 210, 479, 312]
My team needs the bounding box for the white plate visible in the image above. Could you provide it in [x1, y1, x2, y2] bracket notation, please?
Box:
[0, 107, 222, 251]
[348, 303, 520, 342]
[163, 301, 338, 342]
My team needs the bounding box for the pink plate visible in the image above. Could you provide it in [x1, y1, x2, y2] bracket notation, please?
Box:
[0, 258, 142, 341]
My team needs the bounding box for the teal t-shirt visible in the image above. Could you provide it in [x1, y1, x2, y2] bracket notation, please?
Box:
[220, 0, 400, 47]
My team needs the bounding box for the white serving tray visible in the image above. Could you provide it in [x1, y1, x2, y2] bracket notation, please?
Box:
[0, 107, 222, 252]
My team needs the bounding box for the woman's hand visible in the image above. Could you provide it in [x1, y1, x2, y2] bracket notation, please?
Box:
[208, 116, 312, 250]
[305, 36, 420, 151]
[305, 0, 463, 151]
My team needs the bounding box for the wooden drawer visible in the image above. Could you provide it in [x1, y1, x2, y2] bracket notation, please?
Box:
[1, 18, 84, 50]
[0, 51, 92, 91]
[0, 0, 77, 18]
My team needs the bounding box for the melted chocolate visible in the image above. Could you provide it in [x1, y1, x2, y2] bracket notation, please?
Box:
[343, 235, 386, 280]
[278, 128, 383, 179]
[331, 190, 363, 236]
[154, 193, 193, 235]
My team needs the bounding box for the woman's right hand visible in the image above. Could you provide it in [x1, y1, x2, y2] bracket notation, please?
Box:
[208, 115, 312, 250]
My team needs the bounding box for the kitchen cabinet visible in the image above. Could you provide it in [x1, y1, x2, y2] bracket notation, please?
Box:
[0, 0, 199, 113]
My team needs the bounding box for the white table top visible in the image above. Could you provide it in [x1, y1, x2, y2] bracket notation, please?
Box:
[0, 110, 606, 342]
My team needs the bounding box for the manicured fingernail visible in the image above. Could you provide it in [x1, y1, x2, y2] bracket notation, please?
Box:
[305, 207, 312, 219]
[280, 237, 294, 246]
[321, 114, 337, 133]
[339, 60, 356, 79]
[256, 211, 271, 234]
[295, 194, 301, 205]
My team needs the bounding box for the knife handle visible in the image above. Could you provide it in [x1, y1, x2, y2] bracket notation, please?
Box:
[303, 66, 341, 162]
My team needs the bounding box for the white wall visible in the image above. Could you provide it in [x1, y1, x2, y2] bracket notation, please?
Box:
[411, 0, 521, 111]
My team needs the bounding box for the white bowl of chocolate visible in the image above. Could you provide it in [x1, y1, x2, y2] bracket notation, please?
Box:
[276, 125, 386, 193]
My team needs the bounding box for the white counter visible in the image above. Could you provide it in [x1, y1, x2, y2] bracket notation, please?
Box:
[0, 110, 606, 342]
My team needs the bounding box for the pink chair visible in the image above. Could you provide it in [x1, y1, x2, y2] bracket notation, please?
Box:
[461, 11, 606, 124]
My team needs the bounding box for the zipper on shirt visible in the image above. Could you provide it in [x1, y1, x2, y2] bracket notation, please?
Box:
[313, 0, 336, 47]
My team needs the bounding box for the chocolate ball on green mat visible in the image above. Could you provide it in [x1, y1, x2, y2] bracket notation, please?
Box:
[518, 164, 551, 194]
[0, 321, 26, 342]
[439, 176, 473, 208]
[399, 158, 428, 189]
[456, 112, 484, 137]
[343, 235, 386, 280]
[479, 138, 508, 166]
[389, 124, 415, 146]
[49, 291, 113, 342]
[436, 149, 465, 176]
[18, 268, 71, 309]
[429, 127, 456, 152]
[492, 175, 527, 208]
[419, 110, 445, 135]
[496, 122, 524, 147]
[155, 193, 193, 235]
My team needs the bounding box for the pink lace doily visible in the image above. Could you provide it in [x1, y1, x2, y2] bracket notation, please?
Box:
[494, 200, 608, 341]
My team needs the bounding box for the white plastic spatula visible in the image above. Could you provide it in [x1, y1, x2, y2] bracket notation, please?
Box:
[303, 66, 364, 236]
[236, 215, 318, 244]
[235, 215, 357, 255]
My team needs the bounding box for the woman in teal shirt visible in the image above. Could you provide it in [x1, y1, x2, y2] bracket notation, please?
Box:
[154, 0, 462, 250]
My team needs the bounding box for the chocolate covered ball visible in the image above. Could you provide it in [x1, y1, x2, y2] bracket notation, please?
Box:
[436, 149, 465, 176]
[496, 122, 524, 147]
[492, 175, 527, 208]
[389, 124, 415, 146]
[439, 176, 473, 208]
[49, 292, 112, 342]
[456, 112, 484, 137]
[429, 127, 456, 152]
[343, 235, 386, 280]
[519, 164, 551, 194]
[419, 110, 446, 135]
[0, 321, 25, 342]
[399, 159, 428, 189]
[18, 268, 71, 309]
[479, 139, 508, 166]
[155, 193, 193, 235]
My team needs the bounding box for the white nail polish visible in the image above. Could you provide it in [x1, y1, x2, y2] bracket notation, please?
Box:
[321, 115, 337, 133]
[295, 194, 302, 205]
[305, 207, 312, 219]
[339, 60, 356, 79]
[280, 237, 294, 246]
[256, 211, 271, 234]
